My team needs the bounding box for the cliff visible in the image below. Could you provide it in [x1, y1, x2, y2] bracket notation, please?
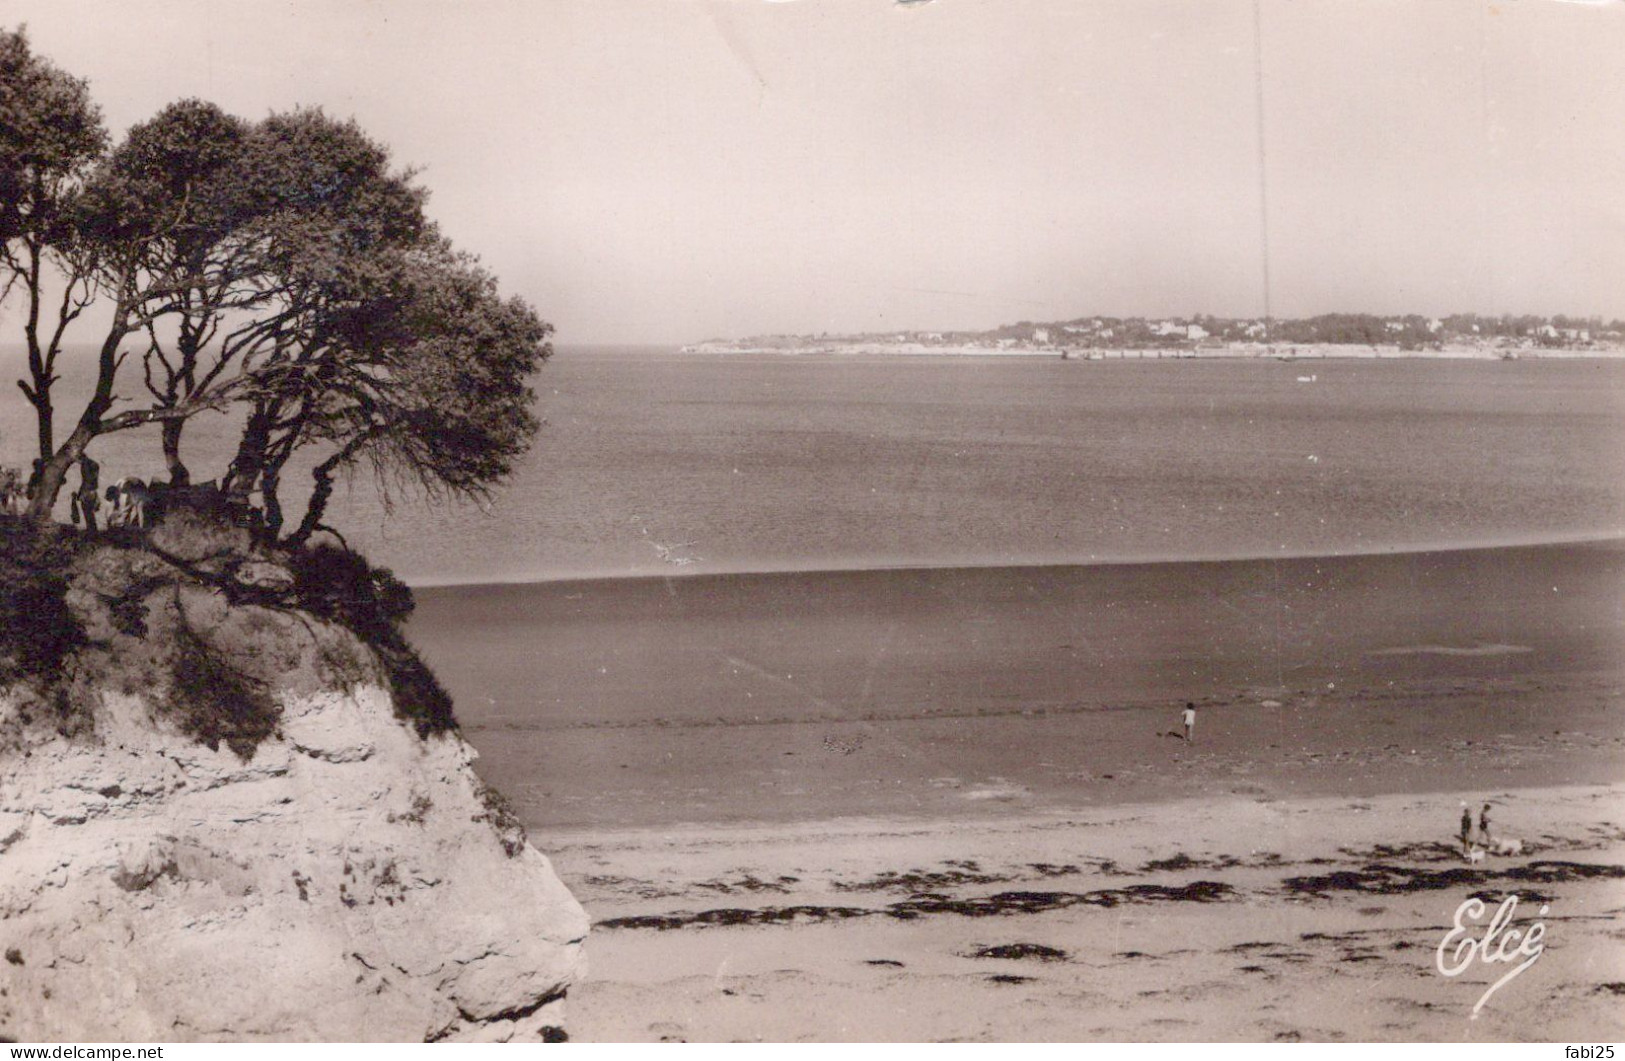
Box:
[0, 518, 588, 1042]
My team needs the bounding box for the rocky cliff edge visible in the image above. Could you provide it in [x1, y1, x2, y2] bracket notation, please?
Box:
[0, 518, 588, 1041]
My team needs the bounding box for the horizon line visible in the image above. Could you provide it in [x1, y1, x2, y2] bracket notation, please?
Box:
[406, 532, 1625, 594]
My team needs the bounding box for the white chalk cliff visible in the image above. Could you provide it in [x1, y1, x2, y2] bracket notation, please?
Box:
[0, 543, 587, 1042]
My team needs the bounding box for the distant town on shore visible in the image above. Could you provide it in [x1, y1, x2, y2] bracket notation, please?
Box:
[684, 313, 1625, 359]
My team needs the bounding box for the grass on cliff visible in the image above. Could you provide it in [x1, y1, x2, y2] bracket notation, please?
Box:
[0, 506, 457, 756]
[0, 517, 88, 688]
[165, 611, 282, 759]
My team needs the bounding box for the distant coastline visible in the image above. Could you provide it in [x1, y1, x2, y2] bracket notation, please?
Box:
[683, 311, 1625, 359]
[680, 341, 1625, 360]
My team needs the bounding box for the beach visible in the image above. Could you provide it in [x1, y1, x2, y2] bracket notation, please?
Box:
[409, 539, 1625, 1040]
[556, 786, 1625, 1042]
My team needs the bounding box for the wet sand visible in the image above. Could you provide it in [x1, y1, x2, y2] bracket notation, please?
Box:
[412, 540, 1625, 832]
[408, 540, 1625, 1040]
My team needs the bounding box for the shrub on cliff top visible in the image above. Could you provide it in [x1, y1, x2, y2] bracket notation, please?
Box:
[288, 543, 455, 737]
[0, 517, 87, 687]
[3, 509, 455, 750]
[163, 613, 280, 759]
[289, 544, 414, 632]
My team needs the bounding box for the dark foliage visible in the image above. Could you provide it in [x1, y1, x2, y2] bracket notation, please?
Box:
[5, 35, 550, 539]
[374, 645, 457, 738]
[0, 517, 86, 686]
[3, 507, 456, 757]
[288, 543, 454, 735]
[146, 484, 263, 537]
[163, 615, 279, 759]
[289, 543, 414, 630]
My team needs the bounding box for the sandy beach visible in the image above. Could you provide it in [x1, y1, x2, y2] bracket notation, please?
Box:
[556, 786, 1625, 1041]
[408, 539, 1625, 1040]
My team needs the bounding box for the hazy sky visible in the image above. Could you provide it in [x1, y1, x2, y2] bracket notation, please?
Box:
[7, 0, 1625, 343]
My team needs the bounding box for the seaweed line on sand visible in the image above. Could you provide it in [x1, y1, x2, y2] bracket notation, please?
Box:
[596, 859, 1625, 932]
[597, 879, 1234, 931]
[1281, 859, 1625, 899]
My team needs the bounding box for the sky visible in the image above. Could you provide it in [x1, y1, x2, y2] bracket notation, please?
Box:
[5, 0, 1624, 344]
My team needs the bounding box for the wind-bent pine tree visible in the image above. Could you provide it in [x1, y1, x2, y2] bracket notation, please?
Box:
[0, 27, 550, 539]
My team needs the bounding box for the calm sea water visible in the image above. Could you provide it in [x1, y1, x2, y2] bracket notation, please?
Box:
[3, 347, 1623, 584]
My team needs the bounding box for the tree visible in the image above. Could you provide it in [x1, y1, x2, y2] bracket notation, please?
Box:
[0, 27, 107, 479]
[78, 102, 435, 517]
[100, 100, 257, 487]
[2, 31, 550, 539]
[201, 109, 549, 543]
[279, 249, 548, 545]
[17, 97, 264, 520]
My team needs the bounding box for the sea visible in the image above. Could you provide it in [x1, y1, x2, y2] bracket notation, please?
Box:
[2, 346, 1623, 585]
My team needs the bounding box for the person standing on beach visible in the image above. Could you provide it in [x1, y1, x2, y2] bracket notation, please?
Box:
[1479, 803, 1493, 846]
[1460, 805, 1474, 855]
[1182, 702, 1196, 743]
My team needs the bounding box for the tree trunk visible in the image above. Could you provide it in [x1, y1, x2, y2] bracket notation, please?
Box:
[261, 465, 284, 540]
[25, 292, 132, 523]
[164, 311, 201, 488]
[287, 435, 374, 547]
[21, 241, 53, 464]
[35, 404, 52, 467]
[26, 390, 53, 470]
[287, 464, 336, 547]
[161, 419, 190, 487]
[26, 419, 96, 523]
[223, 405, 272, 499]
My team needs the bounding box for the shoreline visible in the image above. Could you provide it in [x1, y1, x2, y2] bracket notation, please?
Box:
[407, 531, 1625, 591]
[411, 537, 1625, 834]
[542, 780, 1622, 852]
